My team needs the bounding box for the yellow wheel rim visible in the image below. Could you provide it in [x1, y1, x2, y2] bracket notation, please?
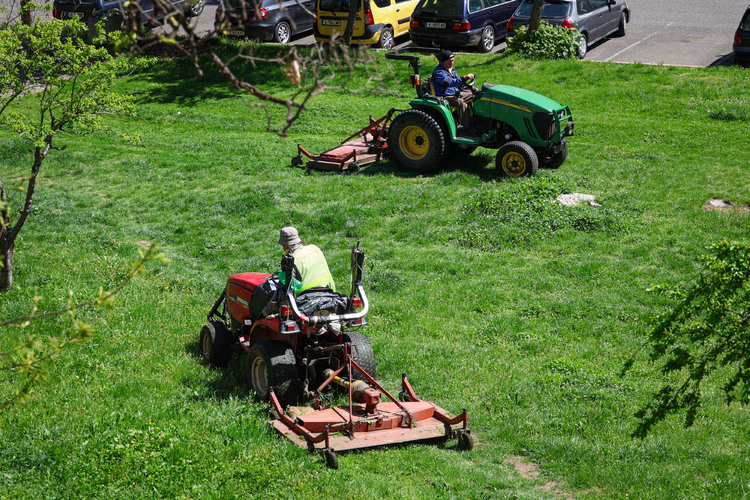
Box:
[399, 125, 430, 161]
[501, 151, 527, 177]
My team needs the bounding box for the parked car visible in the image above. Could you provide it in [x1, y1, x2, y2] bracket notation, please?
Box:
[314, 0, 419, 49]
[409, 0, 519, 53]
[52, 0, 203, 32]
[734, 5, 750, 67]
[215, 0, 314, 43]
[507, 0, 629, 59]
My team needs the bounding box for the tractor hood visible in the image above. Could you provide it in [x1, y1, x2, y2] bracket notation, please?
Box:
[475, 84, 565, 115]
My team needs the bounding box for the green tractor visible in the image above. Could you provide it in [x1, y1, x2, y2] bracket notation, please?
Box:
[385, 48, 574, 177]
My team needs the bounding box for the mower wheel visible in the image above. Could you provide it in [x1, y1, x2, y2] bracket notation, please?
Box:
[457, 431, 474, 451]
[200, 321, 232, 368]
[324, 449, 339, 469]
[544, 139, 567, 169]
[496, 141, 538, 178]
[246, 341, 298, 407]
[388, 109, 446, 172]
[343, 331, 377, 381]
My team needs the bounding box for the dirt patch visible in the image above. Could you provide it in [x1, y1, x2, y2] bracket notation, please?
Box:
[505, 456, 572, 499]
[702, 198, 750, 213]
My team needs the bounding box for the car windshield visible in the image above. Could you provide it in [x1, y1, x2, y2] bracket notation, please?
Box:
[515, 0, 571, 19]
[414, 0, 463, 17]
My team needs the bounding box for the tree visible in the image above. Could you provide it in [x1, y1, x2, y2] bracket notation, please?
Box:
[0, 19, 136, 291]
[624, 241, 750, 438]
[528, 0, 544, 33]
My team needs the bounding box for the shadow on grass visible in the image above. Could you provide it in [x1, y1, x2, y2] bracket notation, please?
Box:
[184, 340, 251, 400]
[130, 41, 296, 106]
[349, 152, 508, 182]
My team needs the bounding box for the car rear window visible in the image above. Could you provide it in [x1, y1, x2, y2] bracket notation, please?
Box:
[414, 0, 463, 17]
[319, 0, 356, 11]
[515, 0, 571, 19]
[742, 9, 750, 30]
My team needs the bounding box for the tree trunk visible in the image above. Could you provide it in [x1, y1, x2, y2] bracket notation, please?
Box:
[20, 0, 33, 26]
[342, 0, 360, 45]
[529, 0, 544, 33]
[0, 239, 13, 292]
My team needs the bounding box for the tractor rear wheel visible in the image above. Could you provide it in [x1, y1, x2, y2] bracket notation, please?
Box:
[388, 109, 447, 172]
[496, 141, 538, 178]
[200, 321, 232, 368]
[246, 341, 298, 407]
[343, 331, 377, 381]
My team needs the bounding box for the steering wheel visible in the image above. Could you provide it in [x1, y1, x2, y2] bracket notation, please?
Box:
[460, 76, 475, 90]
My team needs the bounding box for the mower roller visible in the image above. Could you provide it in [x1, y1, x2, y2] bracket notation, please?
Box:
[200, 244, 473, 468]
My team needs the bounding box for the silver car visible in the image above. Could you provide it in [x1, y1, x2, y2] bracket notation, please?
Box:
[507, 0, 629, 58]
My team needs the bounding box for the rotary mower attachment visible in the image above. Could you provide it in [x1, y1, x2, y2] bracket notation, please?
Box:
[268, 342, 473, 469]
[291, 109, 396, 172]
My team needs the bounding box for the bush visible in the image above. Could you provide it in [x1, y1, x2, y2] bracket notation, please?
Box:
[506, 21, 580, 60]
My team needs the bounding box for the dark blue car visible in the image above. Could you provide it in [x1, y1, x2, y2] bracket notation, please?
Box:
[409, 0, 520, 53]
[52, 0, 203, 32]
[734, 5, 750, 67]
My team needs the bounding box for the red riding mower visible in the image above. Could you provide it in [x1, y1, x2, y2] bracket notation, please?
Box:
[200, 245, 472, 468]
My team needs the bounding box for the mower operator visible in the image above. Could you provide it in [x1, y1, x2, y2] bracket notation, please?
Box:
[260, 226, 336, 317]
[432, 49, 477, 129]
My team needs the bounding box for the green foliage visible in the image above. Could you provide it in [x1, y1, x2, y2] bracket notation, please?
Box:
[0, 19, 136, 144]
[505, 21, 580, 60]
[625, 241, 750, 438]
[456, 175, 636, 249]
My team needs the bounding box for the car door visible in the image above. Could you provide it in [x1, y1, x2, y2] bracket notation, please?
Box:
[487, 0, 518, 38]
[587, 0, 616, 42]
[393, 0, 418, 37]
[575, 0, 600, 42]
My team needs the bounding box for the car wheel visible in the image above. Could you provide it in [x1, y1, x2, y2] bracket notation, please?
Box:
[478, 25, 495, 53]
[577, 33, 588, 59]
[616, 13, 626, 37]
[378, 26, 395, 49]
[388, 109, 447, 172]
[274, 21, 291, 44]
[200, 321, 232, 368]
[187, 0, 204, 17]
[246, 341, 299, 406]
[496, 141, 539, 178]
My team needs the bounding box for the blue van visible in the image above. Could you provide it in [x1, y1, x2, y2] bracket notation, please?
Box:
[409, 0, 520, 52]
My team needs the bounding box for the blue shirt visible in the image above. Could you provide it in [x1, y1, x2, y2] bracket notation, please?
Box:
[432, 62, 463, 97]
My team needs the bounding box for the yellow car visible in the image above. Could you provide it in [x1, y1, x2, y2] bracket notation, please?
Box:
[314, 0, 419, 49]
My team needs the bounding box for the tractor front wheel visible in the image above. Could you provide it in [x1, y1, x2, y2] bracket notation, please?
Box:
[246, 341, 298, 407]
[544, 139, 567, 169]
[200, 321, 232, 368]
[388, 109, 447, 172]
[496, 141, 538, 177]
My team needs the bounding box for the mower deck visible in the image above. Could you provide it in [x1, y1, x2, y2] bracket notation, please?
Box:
[292, 109, 395, 172]
[268, 369, 472, 466]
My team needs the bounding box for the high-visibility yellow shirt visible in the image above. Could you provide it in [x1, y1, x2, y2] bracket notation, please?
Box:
[292, 244, 335, 293]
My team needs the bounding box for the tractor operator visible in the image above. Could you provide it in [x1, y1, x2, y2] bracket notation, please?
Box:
[432, 49, 477, 129]
[259, 226, 336, 318]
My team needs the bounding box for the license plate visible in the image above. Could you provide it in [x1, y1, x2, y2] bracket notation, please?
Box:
[425, 22, 446, 28]
[322, 19, 341, 26]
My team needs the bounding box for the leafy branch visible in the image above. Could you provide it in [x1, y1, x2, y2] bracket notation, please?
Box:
[623, 240, 750, 438]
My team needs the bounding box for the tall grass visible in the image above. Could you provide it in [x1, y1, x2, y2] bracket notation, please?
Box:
[1, 45, 749, 498]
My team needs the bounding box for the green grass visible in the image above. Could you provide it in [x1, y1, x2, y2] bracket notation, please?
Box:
[1, 44, 749, 498]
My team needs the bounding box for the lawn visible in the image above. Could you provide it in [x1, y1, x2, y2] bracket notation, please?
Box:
[1, 43, 749, 498]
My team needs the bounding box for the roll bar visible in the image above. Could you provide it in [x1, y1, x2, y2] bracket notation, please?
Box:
[279, 244, 369, 332]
